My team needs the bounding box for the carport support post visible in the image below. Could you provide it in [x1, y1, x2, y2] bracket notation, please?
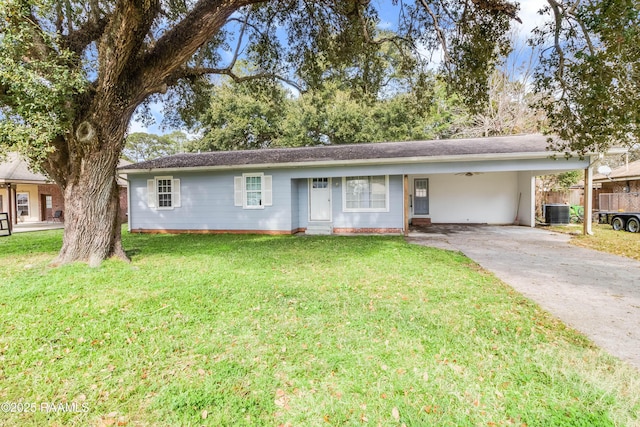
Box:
[403, 174, 409, 236]
[6, 184, 15, 227]
[584, 166, 593, 235]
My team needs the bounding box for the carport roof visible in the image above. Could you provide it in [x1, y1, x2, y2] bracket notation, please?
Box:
[120, 134, 558, 172]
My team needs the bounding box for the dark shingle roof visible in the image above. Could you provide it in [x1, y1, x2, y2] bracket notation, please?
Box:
[0, 153, 48, 183]
[593, 159, 640, 182]
[119, 134, 554, 171]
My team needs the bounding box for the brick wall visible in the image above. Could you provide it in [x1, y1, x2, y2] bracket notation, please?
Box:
[598, 179, 640, 212]
[37, 184, 64, 220]
[119, 186, 128, 223]
[600, 180, 640, 194]
[332, 227, 403, 234]
[36, 183, 128, 223]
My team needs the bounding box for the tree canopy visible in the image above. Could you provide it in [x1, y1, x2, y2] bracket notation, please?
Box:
[123, 131, 188, 162]
[532, 0, 640, 156]
[185, 73, 472, 151]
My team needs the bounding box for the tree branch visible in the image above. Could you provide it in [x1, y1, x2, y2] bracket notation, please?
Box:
[136, 0, 264, 97]
[173, 66, 305, 93]
[547, 0, 566, 84]
[96, 0, 162, 98]
[230, 12, 250, 66]
[356, 3, 411, 48]
[63, 17, 109, 56]
[469, 0, 521, 22]
[418, 0, 452, 71]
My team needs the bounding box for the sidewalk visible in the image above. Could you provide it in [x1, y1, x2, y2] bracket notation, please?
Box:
[11, 222, 65, 233]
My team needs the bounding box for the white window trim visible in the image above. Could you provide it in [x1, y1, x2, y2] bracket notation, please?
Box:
[243, 173, 264, 209]
[235, 173, 273, 210]
[342, 175, 389, 213]
[147, 176, 181, 210]
[16, 192, 30, 216]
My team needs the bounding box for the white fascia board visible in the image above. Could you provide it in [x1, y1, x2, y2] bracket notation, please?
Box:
[593, 176, 640, 183]
[122, 151, 586, 174]
[604, 147, 630, 155]
[0, 179, 50, 185]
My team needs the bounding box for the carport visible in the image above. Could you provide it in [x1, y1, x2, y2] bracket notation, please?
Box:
[402, 164, 596, 234]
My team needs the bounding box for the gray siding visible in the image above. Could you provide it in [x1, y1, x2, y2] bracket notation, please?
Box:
[127, 156, 589, 233]
[297, 179, 309, 227]
[130, 171, 406, 232]
[129, 170, 295, 232]
[331, 175, 403, 229]
[290, 179, 300, 230]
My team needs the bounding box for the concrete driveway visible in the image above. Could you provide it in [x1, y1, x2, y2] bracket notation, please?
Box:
[407, 225, 640, 370]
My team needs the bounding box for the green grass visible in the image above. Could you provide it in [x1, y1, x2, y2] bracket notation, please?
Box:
[550, 223, 640, 261]
[1, 230, 639, 426]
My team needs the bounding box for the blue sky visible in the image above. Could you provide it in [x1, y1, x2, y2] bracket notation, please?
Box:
[129, 1, 548, 137]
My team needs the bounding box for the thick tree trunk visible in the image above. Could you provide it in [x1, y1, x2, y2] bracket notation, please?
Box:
[53, 149, 128, 267]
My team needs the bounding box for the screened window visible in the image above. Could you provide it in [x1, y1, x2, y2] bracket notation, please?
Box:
[414, 178, 429, 215]
[312, 178, 329, 189]
[157, 178, 173, 208]
[245, 175, 262, 207]
[343, 176, 388, 212]
[45, 195, 53, 209]
[234, 174, 273, 209]
[147, 177, 181, 210]
[17, 193, 29, 216]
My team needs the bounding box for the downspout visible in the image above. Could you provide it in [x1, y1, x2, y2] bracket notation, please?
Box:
[403, 175, 409, 236]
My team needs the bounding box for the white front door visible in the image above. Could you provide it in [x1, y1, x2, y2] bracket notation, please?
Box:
[309, 178, 331, 221]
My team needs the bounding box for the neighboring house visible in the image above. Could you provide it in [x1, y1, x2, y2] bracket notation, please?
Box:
[0, 153, 64, 224]
[120, 134, 599, 235]
[0, 153, 129, 225]
[592, 159, 640, 212]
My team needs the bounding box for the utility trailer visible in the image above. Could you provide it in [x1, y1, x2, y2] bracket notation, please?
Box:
[598, 212, 640, 232]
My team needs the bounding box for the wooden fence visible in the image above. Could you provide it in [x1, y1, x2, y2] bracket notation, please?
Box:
[599, 192, 640, 212]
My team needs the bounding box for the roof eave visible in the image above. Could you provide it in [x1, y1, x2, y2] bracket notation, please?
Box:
[0, 178, 49, 185]
[593, 176, 640, 183]
[121, 151, 586, 174]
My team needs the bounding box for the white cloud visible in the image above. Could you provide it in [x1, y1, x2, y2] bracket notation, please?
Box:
[515, 1, 549, 36]
[377, 20, 394, 31]
[128, 100, 165, 135]
[127, 120, 149, 134]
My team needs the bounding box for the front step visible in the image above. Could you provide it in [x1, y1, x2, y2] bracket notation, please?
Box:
[305, 223, 333, 235]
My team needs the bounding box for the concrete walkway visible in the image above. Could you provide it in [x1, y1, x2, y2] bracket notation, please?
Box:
[407, 225, 640, 370]
[10, 222, 64, 233]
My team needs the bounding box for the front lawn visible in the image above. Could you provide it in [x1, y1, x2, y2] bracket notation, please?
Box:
[0, 231, 638, 426]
